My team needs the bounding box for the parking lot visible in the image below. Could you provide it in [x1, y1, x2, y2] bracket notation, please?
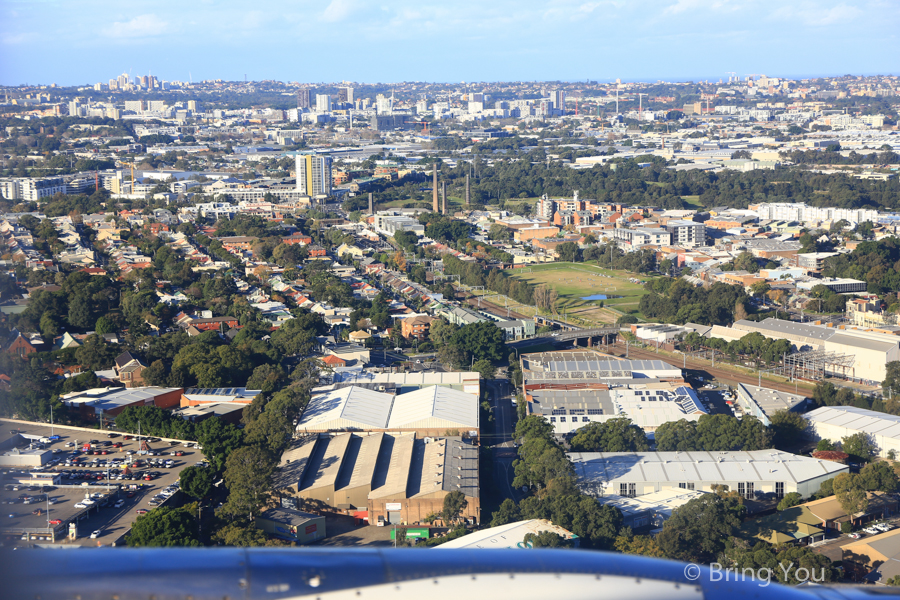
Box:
[1, 420, 207, 546]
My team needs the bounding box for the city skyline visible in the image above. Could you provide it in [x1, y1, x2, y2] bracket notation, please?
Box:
[1, 0, 898, 86]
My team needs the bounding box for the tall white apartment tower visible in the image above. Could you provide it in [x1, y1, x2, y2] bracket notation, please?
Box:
[296, 155, 333, 197]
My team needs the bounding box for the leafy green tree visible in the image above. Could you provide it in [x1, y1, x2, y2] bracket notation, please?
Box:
[884, 362, 900, 396]
[490, 498, 521, 527]
[614, 529, 665, 557]
[442, 490, 468, 524]
[472, 359, 497, 381]
[127, 504, 201, 547]
[858, 461, 899, 493]
[842, 432, 876, 462]
[453, 321, 506, 363]
[654, 419, 698, 451]
[556, 242, 582, 263]
[67, 294, 94, 329]
[569, 418, 649, 452]
[769, 410, 807, 450]
[212, 521, 285, 547]
[833, 473, 869, 515]
[816, 439, 835, 452]
[777, 492, 803, 511]
[523, 530, 572, 548]
[195, 416, 244, 472]
[656, 493, 745, 563]
[180, 465, 216, 499]
[220, 446, 276, 520]
[94, 316, 116, 334]
[245, 364, 286, 393]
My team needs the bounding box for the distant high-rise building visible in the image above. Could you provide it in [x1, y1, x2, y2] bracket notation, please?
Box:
[124, 100, 144, 113]
[315, 94, 331, 112]
[376, 94, 392, 114]
[296, 155, 333, 196]
[93, 83, 103, 92]
[337, 87, 354, 104]
[416, 99, 428, 114]
[187, 100, 197, 111]
[471, 93, 484, 103]
[297, 89, 311, 109]
[117, 73, 129, 88]
[551, 90, 566, 113]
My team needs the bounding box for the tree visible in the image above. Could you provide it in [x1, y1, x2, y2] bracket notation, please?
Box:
[245, 364, 286, 394]
[523, 530, 572, 548]
[453, 320, 506, 363]
[442, 490, 468, 524]
[842, 432, 876, 462]
[816, 439, 835, 452]
[769, 410, 807, 450]
[127, 504, 201, 547]
[884, 361, 900, 396]
[617, 315, 639, 325]
[777, 492, 803, 511]
[180, 465, 216, 499]
[212, 522, 285, 547]
[833, 473, 869, 516]
[220, 446, 276, 520]
[858, 461, 899, 493]
[472, 359, 497, 381]
[656, 493, 745, 563]
[556, 242, 581, 263]
[569, 418, 649, 453]
[614, 530, 665, 557]
[490, 498, 521, 527]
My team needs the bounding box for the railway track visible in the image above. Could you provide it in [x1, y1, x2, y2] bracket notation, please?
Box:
[605, 342, 813, 397]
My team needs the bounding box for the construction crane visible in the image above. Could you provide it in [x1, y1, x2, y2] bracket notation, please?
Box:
[406, 121, 430, 134]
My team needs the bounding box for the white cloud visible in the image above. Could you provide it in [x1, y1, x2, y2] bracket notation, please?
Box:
[769, 2, 861, 26]
[322, 0, 354, 22]
[104, 14, 169, 39]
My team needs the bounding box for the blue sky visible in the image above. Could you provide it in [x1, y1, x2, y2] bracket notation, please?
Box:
[1, 0, 898, 86]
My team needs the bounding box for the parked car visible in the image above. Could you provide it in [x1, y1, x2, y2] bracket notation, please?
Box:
[49, 519, 62, 525]
[136, 509, 148, 515]
[90, 530, 102, 539]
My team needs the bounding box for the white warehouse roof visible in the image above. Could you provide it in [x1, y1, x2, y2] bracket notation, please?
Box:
[569, 450, 848, 488]
[804, 406, 900, 440]
[387, 386, 479, 430]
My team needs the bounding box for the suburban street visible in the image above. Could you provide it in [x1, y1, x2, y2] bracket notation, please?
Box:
[484, 379, 520, 504]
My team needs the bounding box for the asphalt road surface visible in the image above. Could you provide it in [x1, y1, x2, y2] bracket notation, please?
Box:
[484, 380, 520, 504]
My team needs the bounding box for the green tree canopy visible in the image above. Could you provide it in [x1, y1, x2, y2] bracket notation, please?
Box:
[127, 504, 201, 547]
[569, 418, 649, 453]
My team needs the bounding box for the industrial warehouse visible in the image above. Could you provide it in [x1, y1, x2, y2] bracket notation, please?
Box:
[274, 432, 480, 526]
[804, 406, 900, 459]
[519, 350, 700, 435]
[708, 318, 900, 385]
[569, 450, 849, 500]
[296, 384, 479, 438]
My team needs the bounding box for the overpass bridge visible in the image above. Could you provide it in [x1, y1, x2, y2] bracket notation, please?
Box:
[533, 326, 621, 345]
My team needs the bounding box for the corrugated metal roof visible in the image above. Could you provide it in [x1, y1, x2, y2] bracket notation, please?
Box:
[300, 386, 394, 429]
[387, 386, 479, 430]
[805, 406, 900, 440]
[569, 450, 847, 487]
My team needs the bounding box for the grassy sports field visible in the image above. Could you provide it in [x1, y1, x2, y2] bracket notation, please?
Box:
[502, 262, 654, 325]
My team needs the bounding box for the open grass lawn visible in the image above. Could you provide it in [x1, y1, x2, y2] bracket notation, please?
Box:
[504, 262, 655, 325]
[681, 195, 703, 209]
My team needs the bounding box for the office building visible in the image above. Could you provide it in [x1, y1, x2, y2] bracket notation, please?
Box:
[551, 90, 566, 113]
[296, 154, 333, 196]
[315, 94, 331, 113]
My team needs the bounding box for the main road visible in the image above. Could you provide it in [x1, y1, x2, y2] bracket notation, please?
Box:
[483, 379, 521, 504]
